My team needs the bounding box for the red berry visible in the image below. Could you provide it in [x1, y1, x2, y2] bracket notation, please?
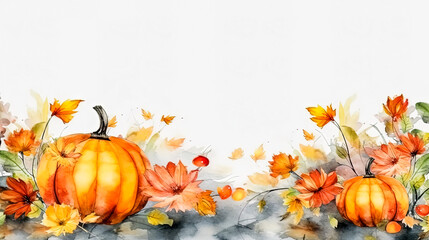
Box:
[192, 155, 210, 167]
[416, 204, 429, 216]
[217, 185, 232, 199]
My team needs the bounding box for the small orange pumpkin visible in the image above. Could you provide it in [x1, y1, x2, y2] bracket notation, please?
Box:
[37, 106, 152, 224]
[336, 158, 409, 227]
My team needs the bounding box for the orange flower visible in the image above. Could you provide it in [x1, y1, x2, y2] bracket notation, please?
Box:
[50, 99, 83, 124]
[398, 133, 426, 157]
[293, 169, 342, 208]
[370, 143, 411, 177]
[46, 138, 81, 167]
[269, 153, 299, 179]
[194, 190, 216, 216]
[0, 177, 38, 219]
[306, 105, 336, 128]
[383, 95, 408, 121]
[142, 161, 203, 212]
[4, 129, 40, 156]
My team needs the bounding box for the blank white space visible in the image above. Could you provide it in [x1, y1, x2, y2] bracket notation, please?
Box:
[0, 1, 428, 162]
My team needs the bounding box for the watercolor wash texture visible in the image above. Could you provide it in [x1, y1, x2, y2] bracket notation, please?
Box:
[0, 93, 428, 239]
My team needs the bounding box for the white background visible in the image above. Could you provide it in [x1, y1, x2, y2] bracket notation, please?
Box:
[0, 1, 428, 162]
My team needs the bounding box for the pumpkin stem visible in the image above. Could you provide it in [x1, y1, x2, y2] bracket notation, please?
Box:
[364, 157, 375, 177]
[91, 105, 110, 140]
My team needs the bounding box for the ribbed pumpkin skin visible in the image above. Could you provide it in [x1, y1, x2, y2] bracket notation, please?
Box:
[37, 133, 151, 225]
[336, 175, 408, 227]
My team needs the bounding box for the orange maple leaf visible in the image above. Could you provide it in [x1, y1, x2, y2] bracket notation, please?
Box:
[163, 137, 185, 150]
[142, 109, 154, 120]
[269, 153, 299, 179]
[50, 99, 83, 124]
[303, 129, 315, 141]
[306, 105, 336, 128]
[161, 115, 175, 125]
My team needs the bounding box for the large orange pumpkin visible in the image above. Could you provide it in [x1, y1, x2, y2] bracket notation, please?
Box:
[37, 106, 151, 224]
[336, 158, 409, 227]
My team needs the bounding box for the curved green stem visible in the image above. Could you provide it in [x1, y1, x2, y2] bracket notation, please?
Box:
[333, 121, 358, 176]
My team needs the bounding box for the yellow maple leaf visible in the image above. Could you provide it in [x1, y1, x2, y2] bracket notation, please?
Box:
[248, 172, 279, 187]
[147, 209, 173, 226]
[251, 144, 266, 161]
[229, 148, 244, 160]
[126, 126, 154, 144]
[299, 144, 327, 162]
[108, 116, 117, 128]
[161, 115, 175, 125]
[402, 216, 420, 228]
[328, 215, 338, 228]
[303, 130, 315, 141]
[82, 212, 100, 223]
[50, 99, 84, 124]
[141, 109, 154, 120]
[163, 137, 185, 150]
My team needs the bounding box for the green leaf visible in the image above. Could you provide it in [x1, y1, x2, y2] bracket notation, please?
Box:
[396, 173, 411, 186]
[328, 215, 338, 228]
[0, 212, 5, 226]
[414, 154, 429, 177]
[411, 175, 425, 189]
[400, 114, 413, 133]
[416, 102, 429, 123]
[0, 150, 30, 176]
[31, 122, 46, 139]
[341, 126, 360, 149]
[145, 132, 160, 153]
[27, 200, 44, 219]
[335, 145, 348, 159]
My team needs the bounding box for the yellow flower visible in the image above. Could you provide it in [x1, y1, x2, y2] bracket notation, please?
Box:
[281, 190, 310, 224]
[42, 204, 80, 236]
[46, 138, 81, 167]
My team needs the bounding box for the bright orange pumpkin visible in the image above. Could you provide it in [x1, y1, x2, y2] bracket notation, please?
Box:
[336, 158, 409, 227]
[37, 106, 152, 224]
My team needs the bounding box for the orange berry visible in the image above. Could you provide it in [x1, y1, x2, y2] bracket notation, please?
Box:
[416, 204, 429, 217]
[217, 185, 232, 200]
[232, 187, 247, 201]
[386, 221, 401, 234]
